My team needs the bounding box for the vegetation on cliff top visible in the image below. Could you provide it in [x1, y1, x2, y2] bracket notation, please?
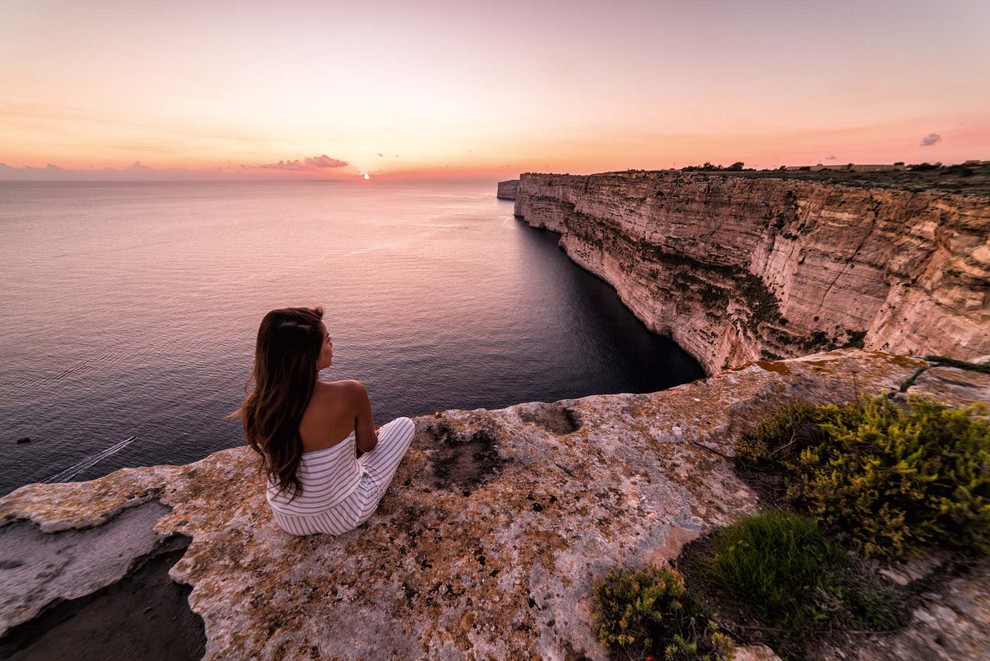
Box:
[596, 396, 989, 660]
[583, 160, 990, 194]
[680, 162, 749, 172]
[736, 396, 990, 558]
[594, 564, 734, 660]
[674, 161, 990, 195]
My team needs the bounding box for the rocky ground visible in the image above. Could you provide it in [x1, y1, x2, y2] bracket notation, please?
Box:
[1, 350, 987, 660]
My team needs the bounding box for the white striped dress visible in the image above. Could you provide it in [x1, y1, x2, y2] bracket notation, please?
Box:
[266, 417, 415, 536]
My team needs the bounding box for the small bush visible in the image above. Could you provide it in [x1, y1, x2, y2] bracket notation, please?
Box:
[842, 329, 868, 349]
[736, 401, 827, 476]
[594, 564, 734, 660]
[737, 396, 990, 558]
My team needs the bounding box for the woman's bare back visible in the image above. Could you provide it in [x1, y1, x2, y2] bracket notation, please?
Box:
[298, 380, 377, 453]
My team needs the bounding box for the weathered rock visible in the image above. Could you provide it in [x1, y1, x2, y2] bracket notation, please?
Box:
[0, 501, 171, 634]
[889, 563, 990, 660]
[818, 560, 990, 661]
[908, 365, 990, 410]
[514, 171, 990, 374]
[2, 351, 986, 659]
[497, 179, 520, 200]
[735, 644, 783, 661]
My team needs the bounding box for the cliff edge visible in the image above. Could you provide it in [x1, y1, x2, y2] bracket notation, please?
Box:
[514, 171, 990, 374]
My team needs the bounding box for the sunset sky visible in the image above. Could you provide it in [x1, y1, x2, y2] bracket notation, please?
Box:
[2, 0, 988, 180]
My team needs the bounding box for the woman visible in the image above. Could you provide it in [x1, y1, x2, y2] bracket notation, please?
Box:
[234, 307, 414, 535]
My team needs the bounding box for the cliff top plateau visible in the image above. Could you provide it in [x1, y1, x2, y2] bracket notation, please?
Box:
[523, 160, 990, 196]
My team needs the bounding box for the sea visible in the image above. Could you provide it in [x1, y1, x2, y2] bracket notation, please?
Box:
[0, 179, 704, 496]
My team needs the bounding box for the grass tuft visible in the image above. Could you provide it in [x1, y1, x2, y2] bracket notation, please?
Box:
[681, 511, 909, 658]
[708, 510, 841, 624]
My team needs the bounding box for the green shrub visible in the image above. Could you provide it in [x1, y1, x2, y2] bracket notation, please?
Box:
[737, 396, 990, 558]
[593, 564, 734, 660]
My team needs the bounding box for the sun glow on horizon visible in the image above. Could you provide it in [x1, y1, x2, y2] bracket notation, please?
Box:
[1, 1, 988, 180]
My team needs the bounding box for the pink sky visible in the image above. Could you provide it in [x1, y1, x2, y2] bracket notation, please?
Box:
[1, 0, 988, 180]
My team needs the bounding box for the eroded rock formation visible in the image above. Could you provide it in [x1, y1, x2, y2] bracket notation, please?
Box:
[2, 351, 988, 659]
[514, 171, 990, 374]
[496, 179, 519, 200]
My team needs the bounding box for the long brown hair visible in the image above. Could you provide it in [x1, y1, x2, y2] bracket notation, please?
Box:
[232, 306, 324, 499]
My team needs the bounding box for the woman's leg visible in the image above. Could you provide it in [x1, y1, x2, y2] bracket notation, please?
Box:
[357, 417, 415, 502]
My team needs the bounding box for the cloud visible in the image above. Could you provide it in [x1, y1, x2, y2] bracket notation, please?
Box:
[257, 155, 348, 170]
[0, 162, 238, 181]
[0, 159, 346, 181]
[258, 159, 309, 171]
[920, 133, 941, 147]
[304, 154, 347, 168]
[825, 154, 837, 160]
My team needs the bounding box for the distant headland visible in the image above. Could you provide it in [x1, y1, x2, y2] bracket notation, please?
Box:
[508, 164, 989, 374]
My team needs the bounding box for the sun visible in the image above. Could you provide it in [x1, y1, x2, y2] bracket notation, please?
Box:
[362, 173, 370, 180]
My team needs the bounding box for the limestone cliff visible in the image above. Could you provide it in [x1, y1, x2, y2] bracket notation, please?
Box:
[497, 179, 519, 200]
[514, 171, 990, 374]
[2, 351, 988, 659]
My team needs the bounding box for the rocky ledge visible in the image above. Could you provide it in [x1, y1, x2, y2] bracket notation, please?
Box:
[2, 350, 988, 659]
[514, 171, 990, 374]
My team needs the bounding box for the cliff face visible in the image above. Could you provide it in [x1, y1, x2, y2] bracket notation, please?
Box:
[514, 171, 990, 373]
[496, 179, 519, 200]
[2, 351, 988, 659]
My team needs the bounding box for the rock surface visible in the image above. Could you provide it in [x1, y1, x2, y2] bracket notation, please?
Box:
[497, 179, 519, 200]
[2, 351, 987, 659]
[0, 501, 170, 633]
[514, 171, 990, 374]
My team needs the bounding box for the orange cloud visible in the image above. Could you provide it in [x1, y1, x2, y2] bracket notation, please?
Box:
[255, 154, 349, 171]
[304, 154, 348, 168]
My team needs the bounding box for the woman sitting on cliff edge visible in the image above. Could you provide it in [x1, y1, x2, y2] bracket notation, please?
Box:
[232, 307, 414, 536]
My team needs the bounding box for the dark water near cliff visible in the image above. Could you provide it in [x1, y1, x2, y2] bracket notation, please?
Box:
[0, 180, 703, 496]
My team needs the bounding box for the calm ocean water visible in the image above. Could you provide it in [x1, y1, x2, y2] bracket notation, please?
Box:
[0, 179, 703, 495]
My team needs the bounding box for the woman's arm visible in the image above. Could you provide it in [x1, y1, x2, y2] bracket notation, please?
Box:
[350, 380, 378, 454]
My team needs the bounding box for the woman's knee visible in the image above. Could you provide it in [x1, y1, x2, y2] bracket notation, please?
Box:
[383, 416, 414, 438]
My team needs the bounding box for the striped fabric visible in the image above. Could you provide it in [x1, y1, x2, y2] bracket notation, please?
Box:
[266, 417, 415, 536]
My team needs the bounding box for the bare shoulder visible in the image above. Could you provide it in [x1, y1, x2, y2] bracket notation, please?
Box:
[317, 379, 367, 402]
[300, 381, 366, 450]
[303, 380, 364, 426]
